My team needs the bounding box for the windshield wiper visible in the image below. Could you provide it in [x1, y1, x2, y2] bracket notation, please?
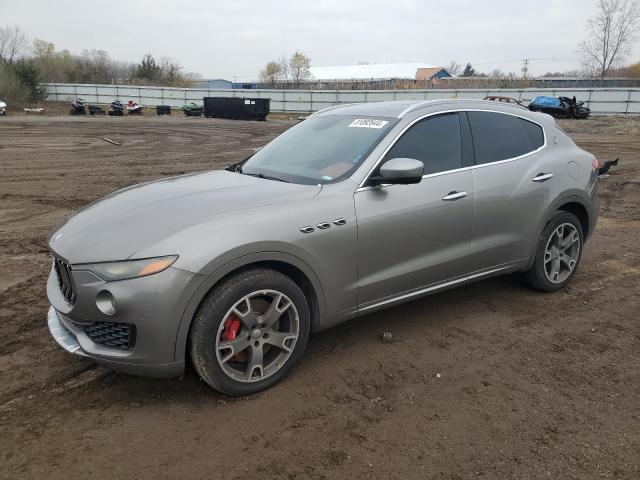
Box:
[241, 171, 289, 183]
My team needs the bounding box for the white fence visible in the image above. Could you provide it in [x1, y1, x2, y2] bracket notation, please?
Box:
[42, 83, 640, 114]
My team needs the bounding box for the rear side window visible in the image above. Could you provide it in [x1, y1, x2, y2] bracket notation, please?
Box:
[384, 113, 461, 175]
[518, 117, 544, 150]
[467, 111, 544, 165]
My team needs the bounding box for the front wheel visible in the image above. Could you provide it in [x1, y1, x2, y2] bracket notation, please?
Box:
[190, 268, 310, 396]
[522, 211, 584, 292]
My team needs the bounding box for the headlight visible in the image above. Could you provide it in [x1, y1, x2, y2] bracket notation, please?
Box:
[77, 255, 178, 281]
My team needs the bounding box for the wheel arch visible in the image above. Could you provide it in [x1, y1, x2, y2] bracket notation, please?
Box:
[173, 252, 326, 363]
[526, 194, 593, 270]
[556, 201, 589, 237]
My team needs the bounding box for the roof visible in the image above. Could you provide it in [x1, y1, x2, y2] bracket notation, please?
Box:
[415, 67, 448, 80]
[191, 78, 232, 88]
[191, 78, 231, 83]
[309, 63, 437, 81]
[313, 99, 532, 119]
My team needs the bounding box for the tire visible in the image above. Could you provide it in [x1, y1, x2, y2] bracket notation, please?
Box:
[190, 268, 310, 396]
[522, 211, 584, 292]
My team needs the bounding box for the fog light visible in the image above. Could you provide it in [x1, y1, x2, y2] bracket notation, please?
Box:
[96, 290, 116, 316]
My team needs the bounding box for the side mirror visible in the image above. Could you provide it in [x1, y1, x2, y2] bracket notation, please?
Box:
[369, 158, 424, 185]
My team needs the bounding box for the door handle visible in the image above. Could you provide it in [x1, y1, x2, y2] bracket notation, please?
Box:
[532, 173, 554, 182]
[442, 191, 468, 201]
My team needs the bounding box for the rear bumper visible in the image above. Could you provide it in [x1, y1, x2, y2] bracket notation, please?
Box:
[47, 306, 185, 377]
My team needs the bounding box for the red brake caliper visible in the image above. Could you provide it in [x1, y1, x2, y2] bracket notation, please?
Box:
[222, 315, 241, 342]
[222, 315, 243, 361]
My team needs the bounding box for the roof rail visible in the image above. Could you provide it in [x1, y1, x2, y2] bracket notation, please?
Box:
[397, 100, 435, 117]
[397, 97, 530, 118]
[309, 103, 353, 117]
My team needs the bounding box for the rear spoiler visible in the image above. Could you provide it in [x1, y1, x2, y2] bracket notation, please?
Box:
[599, 157, 619, 176]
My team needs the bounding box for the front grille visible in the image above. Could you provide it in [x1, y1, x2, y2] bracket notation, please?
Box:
[53, 257, 77, 304]
[84, 322, 137, 351]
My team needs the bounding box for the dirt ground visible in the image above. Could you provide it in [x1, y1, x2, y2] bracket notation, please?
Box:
[0, 114, 638, 480]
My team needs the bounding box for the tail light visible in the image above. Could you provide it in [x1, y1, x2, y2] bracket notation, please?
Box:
[592, 158, 600, 171]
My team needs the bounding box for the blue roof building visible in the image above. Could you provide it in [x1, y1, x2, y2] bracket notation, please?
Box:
[191, 79, 233, 89]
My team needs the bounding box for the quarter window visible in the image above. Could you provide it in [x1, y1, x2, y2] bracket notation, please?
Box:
[519, 117, 544, 150]
[467, 111, 544, 165]
[384, 113, 462, 175]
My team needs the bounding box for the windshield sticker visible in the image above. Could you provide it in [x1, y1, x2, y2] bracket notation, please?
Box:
[348, 119, 389, 129]
[322, 175, 333, 181]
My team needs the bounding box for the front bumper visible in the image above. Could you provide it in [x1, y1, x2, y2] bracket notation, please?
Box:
[47, 264, 205, 378]
[47, 306, 185, 377]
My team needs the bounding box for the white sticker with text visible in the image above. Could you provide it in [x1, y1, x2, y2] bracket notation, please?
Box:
[348, 119, 389, 129]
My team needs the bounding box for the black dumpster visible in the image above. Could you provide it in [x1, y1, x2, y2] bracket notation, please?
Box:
[203, 97, 270, 121]
[156, 105, 171, 115]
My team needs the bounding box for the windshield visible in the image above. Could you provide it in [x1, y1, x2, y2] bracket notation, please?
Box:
[240, 115, 396, 185]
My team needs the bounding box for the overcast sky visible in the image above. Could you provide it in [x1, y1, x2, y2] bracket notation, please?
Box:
[2, 0, 638, 80]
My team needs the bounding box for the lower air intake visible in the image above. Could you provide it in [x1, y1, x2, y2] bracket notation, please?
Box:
[84, 322, 136, 351]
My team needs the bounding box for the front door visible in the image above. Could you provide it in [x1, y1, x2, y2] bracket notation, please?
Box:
[354, 112, 475, 309]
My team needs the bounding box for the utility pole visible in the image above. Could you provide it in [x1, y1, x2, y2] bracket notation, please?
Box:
[521, 58, 529, 80]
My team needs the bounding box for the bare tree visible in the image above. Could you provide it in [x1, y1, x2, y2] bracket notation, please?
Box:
[259, 60, 285, 85]
[288, 51, 311, 86]
[579, 0, 640, 79]
[0, 25, 27, 64]
[158, 56, 185, 86]
[446, 61, 463, 77]
[32, 39, 55, 59]
[278, 56, 289, 82]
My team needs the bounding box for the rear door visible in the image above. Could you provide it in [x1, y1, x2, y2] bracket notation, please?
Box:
[466, 110, 554, 272]
[354, 113, 475, 309]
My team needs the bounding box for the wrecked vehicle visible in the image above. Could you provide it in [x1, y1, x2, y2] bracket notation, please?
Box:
[528, 96, 591, 119]
[108, 100, 124, 117]
[126, 101, 143, 115]
[70, 98, 86, 115]
[181, 102, 203, 117]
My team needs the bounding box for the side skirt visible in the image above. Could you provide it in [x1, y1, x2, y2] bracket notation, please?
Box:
[356, 259, 527, 316]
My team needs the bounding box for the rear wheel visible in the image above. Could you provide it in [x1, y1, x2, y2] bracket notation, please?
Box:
[190, 268, 310, 396]
[522, 211, 584, 292]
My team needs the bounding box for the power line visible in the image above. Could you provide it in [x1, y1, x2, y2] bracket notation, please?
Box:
[465, 57, 576, 77]
[472, 57, 574, 66]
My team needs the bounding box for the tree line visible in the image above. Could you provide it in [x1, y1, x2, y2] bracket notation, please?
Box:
[0, 26, 201, 107]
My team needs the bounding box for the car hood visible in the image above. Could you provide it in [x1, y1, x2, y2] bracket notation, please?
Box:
[49, 170, 321, 263]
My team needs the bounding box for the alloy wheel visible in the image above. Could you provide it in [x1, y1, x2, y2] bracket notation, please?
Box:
[215, 290, 300, 383]
[544, 222, 581, 284]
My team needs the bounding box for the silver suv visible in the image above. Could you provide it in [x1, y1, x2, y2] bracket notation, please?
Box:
[47, 99, 601, 395]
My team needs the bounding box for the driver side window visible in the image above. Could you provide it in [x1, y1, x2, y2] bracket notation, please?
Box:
[384, 113, 462, 175]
